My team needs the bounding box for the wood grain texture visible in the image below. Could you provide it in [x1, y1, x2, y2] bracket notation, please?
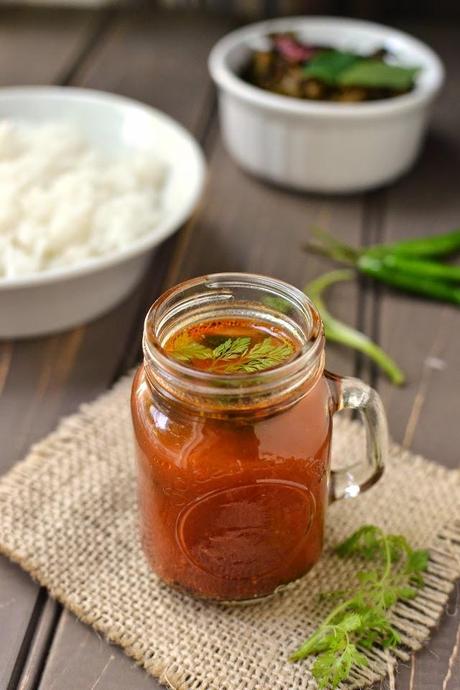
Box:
[72, 7, 232, 132]
[0, 8, 100, 86]
[0, 7, 231, 690]
[369, 24, 460, 690]
[37, 136, 367, 690]
[39, 612, 160, 690]
[0, 9, 108, 686]
[376, 25, 460, 469]
[14, 597, 60, 690]
[162, 127, 365, 378]
[36, 15, 366, 687]
[23, 8, 234, 690]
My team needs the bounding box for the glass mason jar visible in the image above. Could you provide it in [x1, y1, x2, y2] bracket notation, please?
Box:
[131, 273, 387, 602]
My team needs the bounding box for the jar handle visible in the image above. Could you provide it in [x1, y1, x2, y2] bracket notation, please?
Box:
[327, 373, 388, 502]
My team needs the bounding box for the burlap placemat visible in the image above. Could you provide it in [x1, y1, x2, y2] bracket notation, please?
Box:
[0, 376, 459, 690]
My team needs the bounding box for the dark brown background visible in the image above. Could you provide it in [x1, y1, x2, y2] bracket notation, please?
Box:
[0, 4, 458, 690]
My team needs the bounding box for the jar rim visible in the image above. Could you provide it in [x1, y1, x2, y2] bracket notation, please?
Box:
[143, 273, 325, 407]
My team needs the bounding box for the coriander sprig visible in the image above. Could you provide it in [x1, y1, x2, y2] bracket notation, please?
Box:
[169, 333, 215, 362]
[225, 338, 294, 373]
[212, 337, 251, 360]
[170, 334, 294, 373]
[290, 525, 429, 689]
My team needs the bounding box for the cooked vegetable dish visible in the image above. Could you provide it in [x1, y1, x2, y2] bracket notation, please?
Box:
[242, 33, 419, 102]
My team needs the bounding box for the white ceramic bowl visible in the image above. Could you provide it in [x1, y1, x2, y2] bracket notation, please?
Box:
[209, 17, 444, 193]
[0, 87, 206, 338]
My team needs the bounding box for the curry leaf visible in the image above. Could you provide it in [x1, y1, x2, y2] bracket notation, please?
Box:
[303, 49, 360, 85]
[302, 50, 419, 90]
[338, 60, 419, 90]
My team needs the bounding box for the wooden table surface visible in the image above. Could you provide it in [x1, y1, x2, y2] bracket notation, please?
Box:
[0, 6, 458, 690]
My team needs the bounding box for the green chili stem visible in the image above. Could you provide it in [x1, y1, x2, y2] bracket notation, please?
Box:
[305, 228, 460, 305]
[304, 241, 356, 265]
[310, 226, 361, 263]
[305, 270, 405, 385]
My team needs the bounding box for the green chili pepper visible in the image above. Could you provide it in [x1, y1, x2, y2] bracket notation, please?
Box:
[305, 270, 405, 385]
[359, 253, 460, 283]
[305, 227, 460, 306]
[358, 256, 460, 304]
[366, 228, 460, 259]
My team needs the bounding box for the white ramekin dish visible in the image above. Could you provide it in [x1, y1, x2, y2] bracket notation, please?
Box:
[209, 17, 444, 194]
[0, 87, 205, 338]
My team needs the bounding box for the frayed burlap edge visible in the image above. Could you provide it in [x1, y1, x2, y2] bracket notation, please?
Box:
[1, 523, 458, 690]
[0, 374, 459, 690]
[342, 520, 460, 688]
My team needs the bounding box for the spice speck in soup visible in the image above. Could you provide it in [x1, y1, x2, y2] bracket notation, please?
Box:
[165, 318, 299, 374]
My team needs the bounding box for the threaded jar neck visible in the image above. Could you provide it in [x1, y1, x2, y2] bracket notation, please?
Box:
[143, 273, 325, 417]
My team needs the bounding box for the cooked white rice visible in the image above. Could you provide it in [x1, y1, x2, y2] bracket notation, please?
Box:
[0, 120, 167, 278]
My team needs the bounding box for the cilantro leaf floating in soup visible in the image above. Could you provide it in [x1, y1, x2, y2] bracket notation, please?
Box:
[242, 33, 420, 102]
[166, 318, 297, 374]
